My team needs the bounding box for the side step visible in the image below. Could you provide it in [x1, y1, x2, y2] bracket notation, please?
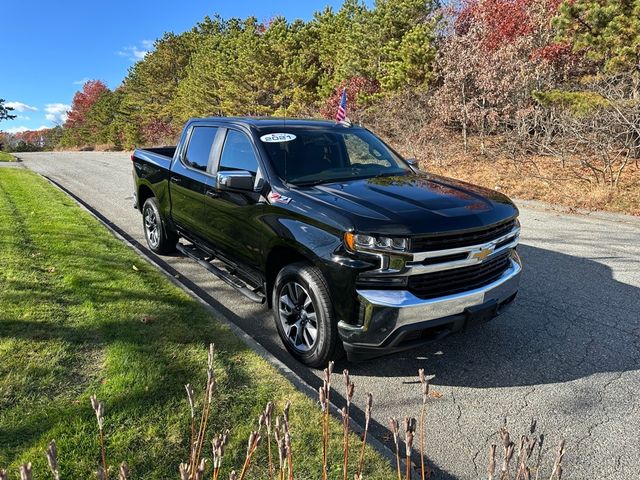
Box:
[176, 243, 266, 304]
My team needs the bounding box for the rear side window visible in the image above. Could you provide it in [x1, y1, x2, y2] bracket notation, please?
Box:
[184, 126, 218, 172]
[219, 130, 259, 174]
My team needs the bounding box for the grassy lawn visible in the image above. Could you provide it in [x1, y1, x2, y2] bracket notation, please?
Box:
[0, 169, 392, 479]
[0, 152, 15, 162]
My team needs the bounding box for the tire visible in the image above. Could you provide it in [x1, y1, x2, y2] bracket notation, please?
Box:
[272, 262, 341, 368]
[142, 197, 177, 255]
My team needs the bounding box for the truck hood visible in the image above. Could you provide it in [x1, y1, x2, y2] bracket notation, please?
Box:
[292, 173, 518, 236]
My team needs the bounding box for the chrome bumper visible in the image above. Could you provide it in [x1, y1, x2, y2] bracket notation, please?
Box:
[338, 250, 522, 348]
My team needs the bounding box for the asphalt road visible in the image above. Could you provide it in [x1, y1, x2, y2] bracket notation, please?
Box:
[15, 151, 640, 479]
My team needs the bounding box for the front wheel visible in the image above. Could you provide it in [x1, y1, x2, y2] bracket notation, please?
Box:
[273, 262, 341, 367]
[142, 197, 177, 255]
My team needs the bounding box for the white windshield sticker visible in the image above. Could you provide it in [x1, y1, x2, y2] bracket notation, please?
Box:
[260, 133, 296, 143]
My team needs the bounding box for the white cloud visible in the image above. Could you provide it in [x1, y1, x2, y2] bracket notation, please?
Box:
[73, 77, 90, 85]
[5, 101, 38, 112]
[17, 115, 31, 120]
[44, 103, 71, 124]
[2, 125, 48, 134]
[118, 40, 153, 61]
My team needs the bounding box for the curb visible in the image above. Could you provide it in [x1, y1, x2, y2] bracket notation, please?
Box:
[39, 174, 398, 468]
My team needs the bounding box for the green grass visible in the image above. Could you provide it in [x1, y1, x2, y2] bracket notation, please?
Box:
[0, 169, 392, 479]
[0, 151, 15, 162]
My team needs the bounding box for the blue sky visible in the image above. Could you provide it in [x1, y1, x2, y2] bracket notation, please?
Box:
[0, 0, 356, 133]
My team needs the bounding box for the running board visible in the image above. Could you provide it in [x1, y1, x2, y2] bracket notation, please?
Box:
[176, 243, 266, 304]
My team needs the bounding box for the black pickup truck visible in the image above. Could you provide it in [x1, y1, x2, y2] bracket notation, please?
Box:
[132, 117, 521, 366]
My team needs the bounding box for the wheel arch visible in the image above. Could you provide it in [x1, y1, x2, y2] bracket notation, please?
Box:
[265, 245, 314, 308]
[137, 184, 155, 210]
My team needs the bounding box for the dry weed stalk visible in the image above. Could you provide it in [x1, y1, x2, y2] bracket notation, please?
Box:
[179, 462, 190, 480]
[196, 458, 207, 480]
[274, 416, 287, 480]
[492, 421, 565, 480]
[19, 463, 32, 480]
[91, 394, 108, 479]
[263, 402, 275, 479]
[488, 444, 497, 480]
[404, 417, 416, 480]
[389, 417, 402, 480]
[237, 431, 261, 480]
[319, 382, 329, 480]
[283, 401, 294, 480]
[533, 434, 545, 480]
[45, 440, 60, 480]
[342, 370, 355, 480]
[356, 392, 373, 479]
[500, 424, 515, 480]
[189, 344, 217, 476]
[118, 462, 129, 480]
[319, 361, 334, 480]
[418, 369, 430, 480]
[186, 383, 196, 465]
[211, 430, 229, 480]
[548, 439, 565, 480]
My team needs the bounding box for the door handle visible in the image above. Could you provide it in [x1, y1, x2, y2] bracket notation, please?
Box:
[170, 176, 182, 183]
[205, 189, 219, 198]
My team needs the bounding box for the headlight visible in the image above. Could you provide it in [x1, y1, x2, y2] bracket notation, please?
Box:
[344, 232, 408, 252]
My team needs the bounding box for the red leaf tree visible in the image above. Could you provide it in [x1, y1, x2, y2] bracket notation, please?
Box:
[65, 80, 109, 129]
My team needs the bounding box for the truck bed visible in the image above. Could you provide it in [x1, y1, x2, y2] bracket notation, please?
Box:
[141, 146, 177, 158]
[133, 146, 176, 170]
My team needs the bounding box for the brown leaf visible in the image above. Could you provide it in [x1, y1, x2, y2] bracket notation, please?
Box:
[141, 314, 154, 324]
[46, 266, 56, 273]
[430, 390, 443, 399]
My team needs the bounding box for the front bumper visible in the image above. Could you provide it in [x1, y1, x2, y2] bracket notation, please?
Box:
[339, 250, 521, 359]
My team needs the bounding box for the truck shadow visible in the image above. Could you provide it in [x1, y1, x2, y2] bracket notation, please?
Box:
[342, 243, 640, 387]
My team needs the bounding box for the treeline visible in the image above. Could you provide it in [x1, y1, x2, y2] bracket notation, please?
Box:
[60, 0, 639, 186]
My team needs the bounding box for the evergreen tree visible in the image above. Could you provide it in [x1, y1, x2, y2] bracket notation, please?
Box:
[554, 0, 640, 75]
[0, 99, 17, 121]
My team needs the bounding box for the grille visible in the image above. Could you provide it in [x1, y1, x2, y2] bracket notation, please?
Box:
[408, 251, 512, 299]
[410, 219, 516, 252]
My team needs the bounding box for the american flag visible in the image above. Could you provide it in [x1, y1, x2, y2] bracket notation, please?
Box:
[335, 88, 347, 122]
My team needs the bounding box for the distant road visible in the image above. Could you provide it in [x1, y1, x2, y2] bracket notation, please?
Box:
[19, 151, 640, 480]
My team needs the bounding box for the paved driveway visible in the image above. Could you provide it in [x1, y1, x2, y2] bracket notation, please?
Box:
[17, 151, 640, 479]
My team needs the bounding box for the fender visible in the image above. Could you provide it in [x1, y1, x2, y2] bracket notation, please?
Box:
[262, 214, 377, 324]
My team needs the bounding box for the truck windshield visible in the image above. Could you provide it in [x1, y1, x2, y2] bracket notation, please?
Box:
[259, 127, 412, 186]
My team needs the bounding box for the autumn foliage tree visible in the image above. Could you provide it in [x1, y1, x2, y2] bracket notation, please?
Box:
[61, 80, 109, 147]
[434, 0, 565, 151]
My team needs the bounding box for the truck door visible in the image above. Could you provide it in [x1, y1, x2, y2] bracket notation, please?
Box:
[169, 126, 219, 237]
[203, 128, 265, 272]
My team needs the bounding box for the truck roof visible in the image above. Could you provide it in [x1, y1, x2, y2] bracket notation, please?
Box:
[190, 116, 357, 130]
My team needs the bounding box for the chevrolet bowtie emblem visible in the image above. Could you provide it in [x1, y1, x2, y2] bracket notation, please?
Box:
[471, 247, 493, 261]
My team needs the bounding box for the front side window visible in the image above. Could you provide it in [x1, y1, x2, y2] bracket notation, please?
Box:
[184, 126, 218, 172]
[219, 130, 259, 174]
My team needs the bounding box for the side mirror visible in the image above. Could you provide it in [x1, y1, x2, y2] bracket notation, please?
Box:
[217, 170, 254, 191]
[406, 158, 420, 170]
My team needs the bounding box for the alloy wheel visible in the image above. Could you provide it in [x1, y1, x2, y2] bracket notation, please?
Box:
[144, 206, 160, 249]
[278, 281, 318, 352]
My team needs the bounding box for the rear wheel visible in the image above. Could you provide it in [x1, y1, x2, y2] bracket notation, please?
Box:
[142, 197, 177, 255]
[273, 262, 340, 367]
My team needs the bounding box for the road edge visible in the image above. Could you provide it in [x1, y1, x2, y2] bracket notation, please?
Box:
[39, 173, 398, 467]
